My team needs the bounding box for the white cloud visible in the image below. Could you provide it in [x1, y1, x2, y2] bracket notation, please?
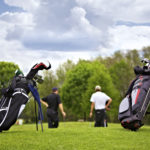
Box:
[75, 0, 150, 22]
[109, 25, 150, 50]
[0, 44, 94, 74]
[2, 0, 150, 51]
[0, 0, 150, 74]
[70, 7, 102, 36]
[0, 11, 34, 41]
[0, 12, 34, 26]
[4, 0, 40, 12]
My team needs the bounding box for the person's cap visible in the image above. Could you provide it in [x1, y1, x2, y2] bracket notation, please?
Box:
[95, 85, 101, 90]
[52, 87, 58, 92]
[15, 69, 24, 77]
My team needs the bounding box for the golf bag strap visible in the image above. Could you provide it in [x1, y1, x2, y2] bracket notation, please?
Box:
[12, 89, 28, 98]
[14, 88, 26, 93]
[125, 77, 139, 96]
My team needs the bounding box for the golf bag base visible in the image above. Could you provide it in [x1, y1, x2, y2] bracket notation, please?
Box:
[121, 118, 144, 131]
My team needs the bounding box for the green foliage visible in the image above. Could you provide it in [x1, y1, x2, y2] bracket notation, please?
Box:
[109, 59, 135, 98]
[0, 61, 19, 87]
[99, 50, 141, 98]
[1, 123, 150, 150]
[97, 51, 125, 68]
[83, 61, 120, 122]
[125, 49, 141, 67]
[38, 70, 58, 98]
[0, 61, 19, 96]
[61, 60, 92, 119]
[61, 60, 119, 121]
[56, 60, 75, 87]
[142, 46, 150, 58]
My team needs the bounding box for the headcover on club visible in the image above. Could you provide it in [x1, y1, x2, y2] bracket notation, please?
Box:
[26, 61, 51, 80]
[33, 62, 51, 70]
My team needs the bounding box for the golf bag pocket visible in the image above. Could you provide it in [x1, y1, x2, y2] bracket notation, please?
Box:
[131, 76, 150, 113]
[119, 97, 130, 113]
[18, 104, 25, 117]
[0, 96, 11, 126]
[131, 89, 140, 106]
[118, 96, 131, 121]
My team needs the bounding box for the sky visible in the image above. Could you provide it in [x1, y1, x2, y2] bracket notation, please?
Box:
[1, 0, 150, 74]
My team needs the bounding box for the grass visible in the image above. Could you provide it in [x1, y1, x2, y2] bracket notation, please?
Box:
[0, 122, 150, 150]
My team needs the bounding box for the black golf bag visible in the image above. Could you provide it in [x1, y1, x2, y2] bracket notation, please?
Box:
[0, 88, 28, 131]
[118, 58, 150, 131]
[0, 62, 51, 132]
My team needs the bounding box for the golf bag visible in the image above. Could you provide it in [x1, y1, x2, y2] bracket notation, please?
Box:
[0, 62, 51, 132]
[118, 58, 150, 131]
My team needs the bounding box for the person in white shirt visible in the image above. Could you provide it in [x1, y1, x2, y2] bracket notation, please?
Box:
[89, 85, 112, 127]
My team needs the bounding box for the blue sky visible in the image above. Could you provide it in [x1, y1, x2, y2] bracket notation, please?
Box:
[0, 0, 22, 13]
[1, 0, 150, 73]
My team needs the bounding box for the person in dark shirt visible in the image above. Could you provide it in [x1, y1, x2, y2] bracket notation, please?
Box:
[41, 87, 66, 128]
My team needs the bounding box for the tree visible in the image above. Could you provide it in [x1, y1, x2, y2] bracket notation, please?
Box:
[142, 47, 150, 58]
[125, 49, 141, 68]
[56, 60, 75, 88]
[82, 61, 120, 122]
[38, 70, 57, 97]
[96, 51, 125, 69]
[0, 61, 19, 96]
[61, 60, 92, 120]
[61, 60, 120, 121]
[109, 60, 135, 98]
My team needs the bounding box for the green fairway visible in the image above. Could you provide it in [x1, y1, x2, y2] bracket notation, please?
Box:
[0, 122, 150, 150]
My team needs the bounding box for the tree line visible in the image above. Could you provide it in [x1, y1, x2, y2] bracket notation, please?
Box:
[0, 47, 150, 123]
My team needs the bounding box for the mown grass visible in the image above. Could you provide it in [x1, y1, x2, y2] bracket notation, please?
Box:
[0, 122, 150, 150]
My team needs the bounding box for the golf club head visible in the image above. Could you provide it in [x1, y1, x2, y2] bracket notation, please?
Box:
[141, 58, 150, 69]
[141, 58, 149, 64]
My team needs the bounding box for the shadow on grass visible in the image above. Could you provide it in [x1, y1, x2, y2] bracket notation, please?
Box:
[0, 130, 27, 134]
[112, 125, 150, 133]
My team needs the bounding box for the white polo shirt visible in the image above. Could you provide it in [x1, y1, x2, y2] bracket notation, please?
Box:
[90, 91, 111, 110]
